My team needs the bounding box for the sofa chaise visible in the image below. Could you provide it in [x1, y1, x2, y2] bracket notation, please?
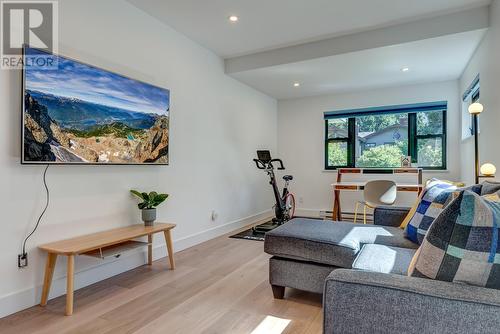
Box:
[264, 207, 415, 296]
[264, 207, 500, 334]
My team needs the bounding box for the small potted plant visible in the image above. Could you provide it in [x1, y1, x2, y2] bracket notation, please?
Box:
[130, 190, 169, 226]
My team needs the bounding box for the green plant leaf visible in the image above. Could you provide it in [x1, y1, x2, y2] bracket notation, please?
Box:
[152, 194, 168, 207]
[130, 189, 144, 200]
[157, 194, 169, 202]
[131, 190, 168, 209]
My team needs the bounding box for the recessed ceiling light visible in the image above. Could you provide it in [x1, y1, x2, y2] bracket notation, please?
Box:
[293, 82, 300, 87]
[228, 15, 239, 22]
[401, 67, 410, 72]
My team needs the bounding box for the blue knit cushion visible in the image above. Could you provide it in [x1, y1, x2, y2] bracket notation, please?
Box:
[404, 180, 458, 244]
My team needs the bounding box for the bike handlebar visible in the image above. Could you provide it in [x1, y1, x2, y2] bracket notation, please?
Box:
[253, 159, 266, 169]
[253, 158, 285, 170]
[271, 159, 285, 170]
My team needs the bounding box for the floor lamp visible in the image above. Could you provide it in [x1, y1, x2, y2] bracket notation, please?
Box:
[468, 102, 484, 184]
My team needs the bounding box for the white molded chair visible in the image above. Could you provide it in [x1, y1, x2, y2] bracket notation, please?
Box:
[354, 180, 397, 224]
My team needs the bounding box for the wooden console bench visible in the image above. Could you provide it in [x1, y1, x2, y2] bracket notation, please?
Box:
[38, 223, 176, 316]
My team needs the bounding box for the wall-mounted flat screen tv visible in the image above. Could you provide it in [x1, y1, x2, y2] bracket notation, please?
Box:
[22, 46, 170, 165]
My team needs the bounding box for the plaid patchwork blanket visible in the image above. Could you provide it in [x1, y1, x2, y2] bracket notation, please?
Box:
[410, 190, 500, 289]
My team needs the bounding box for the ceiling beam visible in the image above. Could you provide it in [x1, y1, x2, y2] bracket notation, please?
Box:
[225, 5, 490, 74]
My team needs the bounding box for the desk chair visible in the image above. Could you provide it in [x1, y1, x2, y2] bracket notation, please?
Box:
[354, 180, 397, 224]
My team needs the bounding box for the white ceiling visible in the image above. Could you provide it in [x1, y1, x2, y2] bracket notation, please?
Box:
[128, 0, 489, 99]
[128, 0, 489, 57]
[230, 30, 486, 99]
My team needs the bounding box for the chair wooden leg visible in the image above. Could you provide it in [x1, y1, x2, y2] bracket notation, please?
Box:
[271, 285, 285, 299]
[353, 202, 359, 223]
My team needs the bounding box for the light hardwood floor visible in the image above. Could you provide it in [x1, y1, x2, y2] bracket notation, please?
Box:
[0, 228, 322, 334]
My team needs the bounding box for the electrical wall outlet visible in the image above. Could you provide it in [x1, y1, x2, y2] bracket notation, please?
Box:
[18, 253, 28, 268]
[211, 210, 218, 221]
[299, 197, 304, 204]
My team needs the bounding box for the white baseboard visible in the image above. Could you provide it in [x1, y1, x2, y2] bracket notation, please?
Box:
[294, 208, 371, 218]
[173, 209, 271, 251]
[0, 210, 272, 318]
[295, 208, 323, 218]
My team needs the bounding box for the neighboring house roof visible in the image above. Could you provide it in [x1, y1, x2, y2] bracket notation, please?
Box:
[329, 124, 407, 142]
[362, 124, 407, 140]
[358, 131, 374, 138]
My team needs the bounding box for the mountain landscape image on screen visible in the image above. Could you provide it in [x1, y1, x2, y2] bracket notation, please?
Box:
[23, 47, 170, 164]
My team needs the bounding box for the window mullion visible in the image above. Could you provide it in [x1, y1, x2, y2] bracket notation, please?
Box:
[408, 113, 417, 163]
[348, 118, 356, 167]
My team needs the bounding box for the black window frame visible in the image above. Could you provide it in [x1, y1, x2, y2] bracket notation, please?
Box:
[463, 76, 480, 137]
[324, 118, 355, 169]
[324, 102, 447, 170]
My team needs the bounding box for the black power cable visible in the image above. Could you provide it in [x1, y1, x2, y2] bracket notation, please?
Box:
[19, 164, 50, 266]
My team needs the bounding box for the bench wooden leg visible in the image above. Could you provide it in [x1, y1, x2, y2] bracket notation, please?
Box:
[163, 230, 175, 270]
[148, 234, 153, 265]
[271, 285, 285, 299]
[65, 255, 75, 316]
[40, 253, 57, 306]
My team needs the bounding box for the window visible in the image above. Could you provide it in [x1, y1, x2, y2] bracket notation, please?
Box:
[356, 113, 408, 168]
[325, 118, 352, 167]
[324, 102, 447, 170]
[462, 75, 480, 140]
[414, 110, 445, 168]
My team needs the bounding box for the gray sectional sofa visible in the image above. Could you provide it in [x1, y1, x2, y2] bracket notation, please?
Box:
[263, 207, 500, 334]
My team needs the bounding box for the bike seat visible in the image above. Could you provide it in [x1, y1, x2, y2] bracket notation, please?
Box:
[283, 175, 293, 181]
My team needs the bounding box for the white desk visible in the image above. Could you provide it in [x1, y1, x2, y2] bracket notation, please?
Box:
[331, 168, 423, 221]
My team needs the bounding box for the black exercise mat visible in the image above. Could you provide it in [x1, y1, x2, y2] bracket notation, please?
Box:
[229, 216, 318, 241]
[229, 220, 281, 241]
[229, 227, 266, 241]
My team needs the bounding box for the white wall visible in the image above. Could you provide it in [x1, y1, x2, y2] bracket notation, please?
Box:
[0, 0, 277, 317]
[277, 81, 461, 215]
[460, 0, 500, 185]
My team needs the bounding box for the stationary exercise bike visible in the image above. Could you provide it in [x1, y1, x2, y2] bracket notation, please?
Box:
[252, 150, 295, 233]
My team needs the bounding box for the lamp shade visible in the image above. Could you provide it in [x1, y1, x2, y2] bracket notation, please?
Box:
[480, 163, 496, 176]
[468, 102, 484, 114]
